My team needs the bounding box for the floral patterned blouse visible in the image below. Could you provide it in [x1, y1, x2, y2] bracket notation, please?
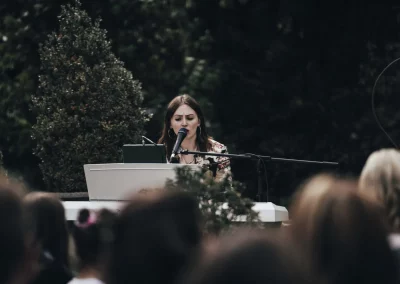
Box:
[189, 139, 232, 182]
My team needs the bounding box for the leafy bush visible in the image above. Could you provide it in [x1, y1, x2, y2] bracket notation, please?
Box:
[165, 166, 260, 234]
[32, 0, 148, 192]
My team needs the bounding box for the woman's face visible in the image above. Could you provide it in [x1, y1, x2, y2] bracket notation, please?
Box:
[170, 104, 200, 140]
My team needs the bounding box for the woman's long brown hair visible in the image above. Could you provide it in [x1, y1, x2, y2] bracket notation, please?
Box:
[158, 95, 212, 161]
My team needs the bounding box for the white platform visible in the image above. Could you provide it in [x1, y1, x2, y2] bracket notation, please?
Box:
[78, 163, 289, 223]
[63, 201, 289, 223]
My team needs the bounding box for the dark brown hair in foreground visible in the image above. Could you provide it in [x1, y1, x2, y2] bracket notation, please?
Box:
[180, 228, 313, 284]
[289, 174, 399, 284]
[106, 190, 202, 284]
[0, 175, 37, 284]
[24, 192, 70, 268]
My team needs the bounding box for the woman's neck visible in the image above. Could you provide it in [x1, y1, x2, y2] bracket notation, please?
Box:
[76, 265, 101, 280]
[180, 137, 197, 151]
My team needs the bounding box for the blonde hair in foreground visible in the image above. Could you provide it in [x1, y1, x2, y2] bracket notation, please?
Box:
[359, 148, 400, 232]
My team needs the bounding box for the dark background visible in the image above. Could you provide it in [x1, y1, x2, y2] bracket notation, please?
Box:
[2, 0, 400, 205]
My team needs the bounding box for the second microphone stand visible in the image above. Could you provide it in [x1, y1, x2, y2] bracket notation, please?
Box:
[177, 150, 339, 202]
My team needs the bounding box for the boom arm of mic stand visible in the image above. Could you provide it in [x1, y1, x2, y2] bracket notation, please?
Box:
[179, 150, 339, 166]
[179, 149, 339, 202]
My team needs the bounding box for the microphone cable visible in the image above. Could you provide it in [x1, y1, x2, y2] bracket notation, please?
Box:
[371, 57, 400, 148]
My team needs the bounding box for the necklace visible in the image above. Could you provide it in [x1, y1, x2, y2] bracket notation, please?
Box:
[182, 155, 195, 164]
[180, 146, 198, 164]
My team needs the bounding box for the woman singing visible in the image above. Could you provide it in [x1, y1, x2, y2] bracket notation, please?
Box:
[158, 95, 231, 181]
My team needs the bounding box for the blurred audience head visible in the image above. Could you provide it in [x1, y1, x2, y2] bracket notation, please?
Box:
[106, 190, 202, 284]
[0, 175, 39, 284]
[23, 192, 69, 268]
[289, 173, 398, 284]
[72, 208, 116, 272]
[359, 148, 400, 232]
[180, 228, 312, 284]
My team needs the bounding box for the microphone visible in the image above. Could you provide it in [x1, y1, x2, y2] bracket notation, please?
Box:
[170, 128, 188, 162]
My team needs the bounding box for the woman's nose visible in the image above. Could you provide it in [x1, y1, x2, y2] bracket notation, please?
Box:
[181, 118, 188, 126]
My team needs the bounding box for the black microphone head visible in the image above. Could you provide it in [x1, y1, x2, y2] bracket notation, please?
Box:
[178, 128, 188, 136]
[170, 128, 189, 160]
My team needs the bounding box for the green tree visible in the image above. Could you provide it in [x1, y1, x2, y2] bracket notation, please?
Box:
[32, 0, 148, 192]
[86, 0, 190, 142]
[0, 0, 71, 188]
[0, 3, 48, 187]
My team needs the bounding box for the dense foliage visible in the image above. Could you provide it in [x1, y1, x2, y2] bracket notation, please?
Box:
[165, 166, 260, 234]
[31, 1, 148, 192]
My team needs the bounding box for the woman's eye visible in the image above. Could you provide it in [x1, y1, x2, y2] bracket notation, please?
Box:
[175, 118, 181, 121]
[187, 117, 194, 121]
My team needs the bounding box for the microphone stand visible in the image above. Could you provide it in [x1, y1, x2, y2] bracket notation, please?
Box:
[179, 150, 339, 202]
[142, 136, 158, 145]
